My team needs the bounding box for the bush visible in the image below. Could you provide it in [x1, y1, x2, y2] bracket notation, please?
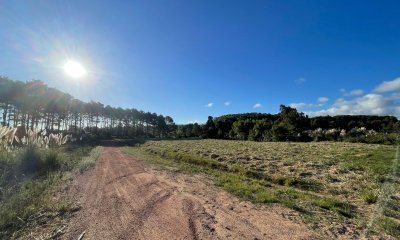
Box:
[19, 145, 42, 175]
[19, 147, 64, 174]
[43, 149, 62, 171]
[343, 133, 399, 145]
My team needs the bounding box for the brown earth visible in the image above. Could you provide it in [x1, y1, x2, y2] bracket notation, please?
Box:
[62, 147, 317, 240]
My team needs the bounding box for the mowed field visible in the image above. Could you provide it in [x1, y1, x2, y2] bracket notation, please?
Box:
[125, 139, 400, 239]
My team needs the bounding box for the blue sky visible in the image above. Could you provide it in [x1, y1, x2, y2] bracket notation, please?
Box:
[1, 1, 400, 123]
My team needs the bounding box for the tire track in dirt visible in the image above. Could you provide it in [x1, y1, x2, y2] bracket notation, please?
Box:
[63, 147, 316, 240]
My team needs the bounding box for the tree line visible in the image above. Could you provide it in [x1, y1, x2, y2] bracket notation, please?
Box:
[0, 77, 176, 139]
[2, 76, 399, 144]
[176, 105, 400, 144]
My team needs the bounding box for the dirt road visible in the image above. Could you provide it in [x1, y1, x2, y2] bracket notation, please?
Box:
[63, 147, 315, 239]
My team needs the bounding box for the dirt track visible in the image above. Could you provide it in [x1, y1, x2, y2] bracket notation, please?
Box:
[63, 147, 316, 240]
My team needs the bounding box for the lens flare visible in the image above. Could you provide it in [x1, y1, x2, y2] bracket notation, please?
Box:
[64, 61, 86, 78]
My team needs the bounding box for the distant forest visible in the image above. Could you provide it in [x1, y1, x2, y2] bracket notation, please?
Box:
[1, 77, 399, 144]
[177, 105, 400, 144]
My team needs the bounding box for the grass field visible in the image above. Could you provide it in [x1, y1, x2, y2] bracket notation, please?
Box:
[125, 139, 400, 239]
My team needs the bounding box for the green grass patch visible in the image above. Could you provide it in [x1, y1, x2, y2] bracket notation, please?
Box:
[361, 190, 378, 204]
[285, 177, 324, 192]
[77, 147, 102, 173]
[378, 217, 400, 238]
[384, 208, 400, 220]
[340, 146, 396, 176]
[314, 197, 354, 218]
[215, 173, 264, 200]
[147, 149, 228, 171]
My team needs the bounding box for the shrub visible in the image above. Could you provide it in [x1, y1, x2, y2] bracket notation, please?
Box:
[43, 149, 62, 171]
[19, 145, 42, 175]
[343, 133, 399, 145]
[19, 147, 64, 174]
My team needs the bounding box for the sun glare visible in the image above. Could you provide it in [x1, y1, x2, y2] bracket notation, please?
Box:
[64, 61, 86, 78]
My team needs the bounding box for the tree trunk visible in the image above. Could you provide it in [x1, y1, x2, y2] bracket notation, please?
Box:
[2, 103, 8, 126]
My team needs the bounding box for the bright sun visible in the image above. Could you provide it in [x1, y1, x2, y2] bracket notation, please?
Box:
[64, 61, 86, 78]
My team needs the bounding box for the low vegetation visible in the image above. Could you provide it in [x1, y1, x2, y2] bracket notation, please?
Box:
[0, 126, 100, 239]
[125, 139, 400, 238]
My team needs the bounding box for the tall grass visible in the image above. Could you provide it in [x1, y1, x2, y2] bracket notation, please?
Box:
[0, 125, 69, 151]
[78, 147, 102, 173]
[0, 142, 99, 239]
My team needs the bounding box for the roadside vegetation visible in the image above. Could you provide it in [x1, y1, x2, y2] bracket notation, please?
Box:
[125, 139, 400, 239]
[0, 126, 101, 239]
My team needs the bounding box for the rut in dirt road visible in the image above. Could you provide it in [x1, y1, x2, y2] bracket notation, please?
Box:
[63, 147, 315, 240]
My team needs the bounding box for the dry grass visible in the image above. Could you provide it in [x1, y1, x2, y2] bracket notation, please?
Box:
[0, 126, 69, 151]
[127, 139, 400, 239]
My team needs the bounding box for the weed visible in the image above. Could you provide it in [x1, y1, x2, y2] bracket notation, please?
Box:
[361, 190, 378, 204]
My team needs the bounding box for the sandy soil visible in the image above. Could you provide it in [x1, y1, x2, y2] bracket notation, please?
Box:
[62, 147, 317, 240]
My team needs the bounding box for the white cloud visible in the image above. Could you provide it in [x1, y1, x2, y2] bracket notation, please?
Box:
[206, 102, 213, 107]
[306, 93, 400, 118]
[374, 77, 400, 93]
[343, 89, 364, 96]
[224, 101, 231, 106]
[304, 78, 400, 118]
[318, 97, 329, 103]
[294, 77, 306, 84]
[253, 103, 262, 108]
[290, 102, 323, 109]
[289, 103, 308, 109]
